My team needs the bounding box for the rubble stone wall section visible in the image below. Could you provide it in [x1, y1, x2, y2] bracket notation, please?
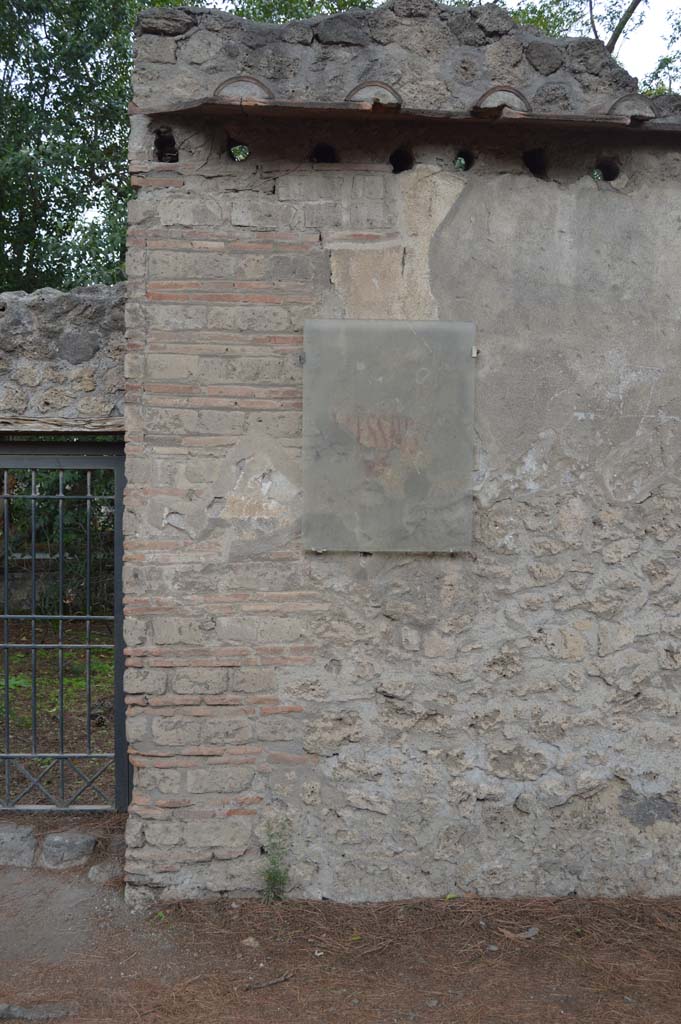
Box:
[131, 0, 681, 125]
[123, 1, 681, 902]
[134, 0, 640, 115]
[0, 284, 125, 431]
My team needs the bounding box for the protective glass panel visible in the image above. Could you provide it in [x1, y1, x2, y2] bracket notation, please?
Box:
[303, 319, 476, 552]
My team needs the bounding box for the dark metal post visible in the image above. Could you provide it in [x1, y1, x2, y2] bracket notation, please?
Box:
[113, 458, 129, 811]
[3, 471, 10, 804]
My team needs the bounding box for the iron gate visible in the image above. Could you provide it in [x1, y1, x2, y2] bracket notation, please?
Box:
[0, 442, 128, 811]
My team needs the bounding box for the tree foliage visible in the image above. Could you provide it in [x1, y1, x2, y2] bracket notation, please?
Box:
[230, 0, 373, 19]
[512, 0, 649, 51]
[5, 467, 115, 616]
[0, 0, 676, 295]
[644, 10, 681, 94]
[0, 0, 207, 293]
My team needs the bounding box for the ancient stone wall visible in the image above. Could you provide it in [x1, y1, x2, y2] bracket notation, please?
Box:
[124, 1, 681, 902]
[132, 0, 679, 119]
[0, 285, 125, 432]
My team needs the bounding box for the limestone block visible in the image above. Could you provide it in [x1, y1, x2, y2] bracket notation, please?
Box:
[186, 765, 256, 794]
[304, 712, 362, 755]
[40, 832, 96, 869]
[0, 824, 37, 867]
[137, 8, 196, 36]
[525, 40, 563, 75]
[184, 817, 254, 849]
[88, 860, 124, 883]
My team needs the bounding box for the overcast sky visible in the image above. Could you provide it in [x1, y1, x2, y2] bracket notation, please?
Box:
[617, 0, 674, 82]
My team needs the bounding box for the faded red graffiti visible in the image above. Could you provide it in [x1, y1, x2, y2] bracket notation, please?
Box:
[334, 409, 415, 451]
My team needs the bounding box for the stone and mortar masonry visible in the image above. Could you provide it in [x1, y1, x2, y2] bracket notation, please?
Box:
[132, 0, 679, 119]
[0, 820, 124, 877]
[120, 1, 681, 902]
[0, 284, 125, 432]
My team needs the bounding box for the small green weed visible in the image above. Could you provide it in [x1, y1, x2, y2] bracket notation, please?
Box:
[262, 821, 290, 903]
[8, 675, 32, 691]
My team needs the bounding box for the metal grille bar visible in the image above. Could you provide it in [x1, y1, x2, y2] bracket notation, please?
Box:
[0, 447, 128, 811]
[0, 615, 115, 621]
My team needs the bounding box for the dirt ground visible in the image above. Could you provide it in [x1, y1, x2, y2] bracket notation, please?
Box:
[3, 841, 681, 1024]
